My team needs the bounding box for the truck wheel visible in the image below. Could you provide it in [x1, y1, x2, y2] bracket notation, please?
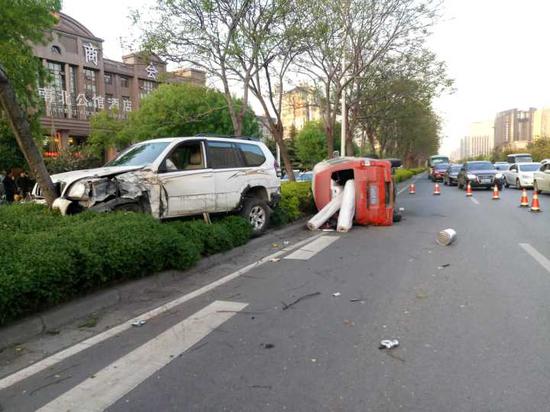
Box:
[241, 197, 270, 236]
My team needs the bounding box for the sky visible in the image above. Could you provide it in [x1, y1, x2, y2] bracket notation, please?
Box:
[62, 0, 550, 156]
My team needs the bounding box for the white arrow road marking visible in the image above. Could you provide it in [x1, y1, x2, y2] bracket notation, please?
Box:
[519, 243, 550, 273]
[284, 236, 340, 260]
[37, 300, 248, 412]
[0, 233, 322, 391]
[471, 198, 480, 205]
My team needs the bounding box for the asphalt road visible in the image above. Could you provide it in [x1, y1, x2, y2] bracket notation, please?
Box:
[3, 175, 550, 411]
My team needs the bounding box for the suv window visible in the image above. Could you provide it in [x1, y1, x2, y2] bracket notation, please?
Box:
[207, 141, 245, 169]
[237, 143, 266, 167]
[162, 142, 204, 172]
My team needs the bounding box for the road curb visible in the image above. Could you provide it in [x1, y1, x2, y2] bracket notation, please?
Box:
[0, 219, 308, 350]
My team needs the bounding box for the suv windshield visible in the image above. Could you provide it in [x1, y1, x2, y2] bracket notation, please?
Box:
[105, 142, 170, 167]
[435, 164, 449, 171]
[450, 166, 462, 172]
[467, 162, 494, 171]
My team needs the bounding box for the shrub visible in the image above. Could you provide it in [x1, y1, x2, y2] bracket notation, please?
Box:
[0, 205, 251, 325]
[271, 181, 313, 226]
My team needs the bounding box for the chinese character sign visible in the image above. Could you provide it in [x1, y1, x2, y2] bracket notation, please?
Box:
[145, 62, 158, 79]
[83, 43, 99, 66]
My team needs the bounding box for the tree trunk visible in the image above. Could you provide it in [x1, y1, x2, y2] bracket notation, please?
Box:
[272, 123, 295, 182]
[0, 66, 57, 207]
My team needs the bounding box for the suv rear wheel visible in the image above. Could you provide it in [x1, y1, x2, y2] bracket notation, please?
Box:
[241, 197, 270, 236]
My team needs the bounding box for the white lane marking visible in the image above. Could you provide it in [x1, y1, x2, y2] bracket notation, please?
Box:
[397, 172, 426, 196]
[0, 233, 322, 390]
[284, 235, 340, 260]
[37, 300, 247, 412]
[519, 243, 550, 273]
[470, 198, 480, 205]
[397, 185, 409, 195]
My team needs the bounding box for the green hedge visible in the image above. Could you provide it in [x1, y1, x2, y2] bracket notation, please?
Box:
[271, 181, 314, 226]
[0, 204, 252, 326]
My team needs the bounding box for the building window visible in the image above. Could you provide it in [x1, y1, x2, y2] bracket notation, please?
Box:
[83, 68, 97, 115]
[44, 61, 66, 118]
[140, 80, 156, 99]
[68, 65, 78, 117]
[51, 45, 62, 55]
[104, 73, 113, 85]
[120, 76, 129, 88]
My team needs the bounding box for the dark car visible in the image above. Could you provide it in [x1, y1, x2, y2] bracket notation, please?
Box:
[443, 164, 463, 186]
[493, 162, 509, 187]
[430, 163, 449, 182]
[457, 161, 503, 190]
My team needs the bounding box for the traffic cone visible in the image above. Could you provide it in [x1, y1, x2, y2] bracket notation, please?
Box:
[520, 188, 529, 207]
[530, 192, 541, 212]
[408, 183, 416, 194]
[492, 185, 500, 200]
[433, 183, 441, 195]
[466, 182, 472, 197]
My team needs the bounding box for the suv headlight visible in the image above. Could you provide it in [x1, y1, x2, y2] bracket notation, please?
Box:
[467, 174, 477, 180]
[67, 181, 89, 200]
[495, 173, 503, 179]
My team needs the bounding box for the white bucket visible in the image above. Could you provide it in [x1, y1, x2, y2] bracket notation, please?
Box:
[436, 228, 457, 246]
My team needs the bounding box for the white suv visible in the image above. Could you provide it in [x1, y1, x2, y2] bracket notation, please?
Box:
[34, 136, 281, 234]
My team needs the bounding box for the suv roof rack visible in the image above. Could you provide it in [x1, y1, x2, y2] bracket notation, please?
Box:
[194, 133, 260, 141]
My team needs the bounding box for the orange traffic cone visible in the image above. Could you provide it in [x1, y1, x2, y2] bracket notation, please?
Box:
[433, 183, 441, 195]
[466, 182, 472, 197]
[492, 185, 500, 200]
[530, 192, 541, 212]
[409, 183, 416, 194]
[520, 188, 529, 207]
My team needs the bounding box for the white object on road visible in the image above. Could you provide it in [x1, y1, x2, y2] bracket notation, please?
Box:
[337, 179, 355, 232]
[379, 339, 400, 349]
[131, 320, 146, 327]
[307, 191, 344, 230]
[436, 228, 457, 246]
[36, 301, 248, 412]
[284, 235, 340, 260]
[332, 292, 341, 297]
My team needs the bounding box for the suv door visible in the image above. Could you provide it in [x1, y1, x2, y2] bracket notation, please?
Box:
[207, 141, 248, 211]
[156, 140, 214, 217]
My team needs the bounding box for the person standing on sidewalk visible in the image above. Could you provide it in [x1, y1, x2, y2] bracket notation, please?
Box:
[2, 170, 17, 203]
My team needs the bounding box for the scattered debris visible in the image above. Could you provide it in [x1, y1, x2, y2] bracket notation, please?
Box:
[349, 298, 365, 303]
[282, 292, 321, 310]
[343, 319, 355, 327]
[399, 207, 405, 212]
[438, 263, 451, 270]
[437, 228, 457, 246]
[332, 292, 341, 297]
[249, 385, 273, 389]
[131, 320, 146, 327]
[321, 228, 335, 232]
[78, 315, 99, 329]
[261, 343, 275, 349]
[379, 339, 400, 350]
[15, 346, 23, 352]
[270, 258, 281, 263]
[272, 243, 279, 248]
[283, 241, 290, 246]
[311, 358, 317, 363]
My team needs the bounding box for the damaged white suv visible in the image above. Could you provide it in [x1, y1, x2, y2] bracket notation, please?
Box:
[33, 137, 281, 234]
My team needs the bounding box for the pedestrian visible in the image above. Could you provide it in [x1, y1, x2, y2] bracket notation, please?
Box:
[16, 171, 34, 198]
[2, 170, 17, 203]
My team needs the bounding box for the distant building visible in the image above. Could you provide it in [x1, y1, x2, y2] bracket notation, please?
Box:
[281, 86, 321, 139]
[460, 121, 494, 159]
[33, 12, 206, 152]
[532, 107, 550, 140]
[494, 108, 536, 150]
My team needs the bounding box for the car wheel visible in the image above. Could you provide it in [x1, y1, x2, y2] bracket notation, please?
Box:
[516, 178, 522, 189]
[241, 197, 270, 236]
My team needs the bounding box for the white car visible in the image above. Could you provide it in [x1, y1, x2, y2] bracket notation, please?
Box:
[33, 137, 281, 234]
[503, 162, 541, 189]
[533, 159, 550, 194]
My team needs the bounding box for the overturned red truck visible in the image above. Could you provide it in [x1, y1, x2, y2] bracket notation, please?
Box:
[310, 157, 402, 228]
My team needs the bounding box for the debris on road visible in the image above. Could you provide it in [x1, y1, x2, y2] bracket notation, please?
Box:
[349, 298, 365, 303]
[283, 241, 290, 246]
[131, 320, 146, 327]
[399, 207, 405, 212]
[436, 228, 457, 246]
[270, 258, 281, 263]
[272, 243, 279, 248]
[322, 228, 335, 232]
[344, 319, 355, 327]
[438, 263, 451, 270]
[332, 292, 341, 297]
[260, 343, 275, 349]
[282, 292, 321, 310]
[379, 339, 400, 350]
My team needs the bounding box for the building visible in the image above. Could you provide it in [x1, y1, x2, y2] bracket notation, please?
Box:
[33, 12, 206, 151]
[493, 108, 536, 150]
[460, 120, 494, 159]
[532, 107, 550, 140]
[281, 86, 321, 139]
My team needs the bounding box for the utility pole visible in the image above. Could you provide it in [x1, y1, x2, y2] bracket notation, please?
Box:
[341, 75, 346, 157]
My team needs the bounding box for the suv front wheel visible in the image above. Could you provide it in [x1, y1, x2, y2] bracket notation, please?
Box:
[241, 197, 270, 236]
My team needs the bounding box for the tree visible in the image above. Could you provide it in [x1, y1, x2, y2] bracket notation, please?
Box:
[0, 115, 25, 172]
[297, 0, 442, 157]
[295, 121, 326, 169]
[133, 0, 257, 137]
[527, 138, 550, 161]
[114, 83, 259, 145]
[0, 0, 60, 206]
[88, 110, 127, 158]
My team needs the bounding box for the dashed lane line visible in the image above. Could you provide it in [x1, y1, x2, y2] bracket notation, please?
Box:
[519, 243, 550, 273]
[37, 301, 248, 412]
[284, 235, 340, 260]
